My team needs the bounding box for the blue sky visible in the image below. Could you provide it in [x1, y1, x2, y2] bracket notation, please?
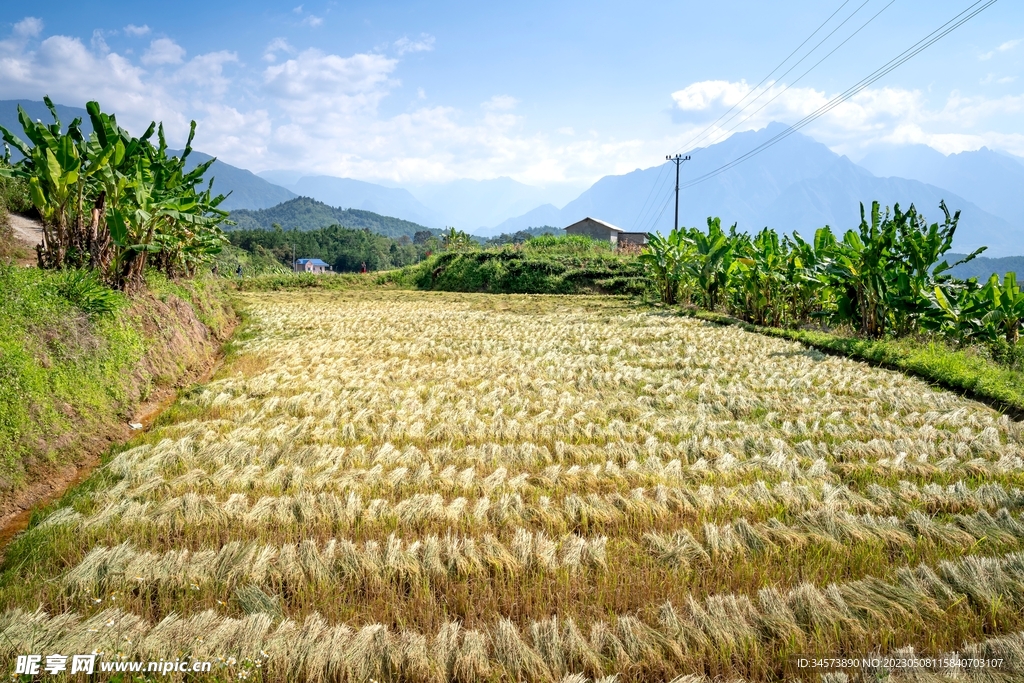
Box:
[1, 0, 1021, 187]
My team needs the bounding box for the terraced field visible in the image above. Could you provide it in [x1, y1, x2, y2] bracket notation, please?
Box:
[3, 289, 1024, 681]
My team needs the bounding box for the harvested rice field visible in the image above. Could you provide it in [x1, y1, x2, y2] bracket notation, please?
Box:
[4, 289, 1024, 682]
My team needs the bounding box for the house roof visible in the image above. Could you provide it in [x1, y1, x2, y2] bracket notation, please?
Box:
[296, 258, 331, 266]
[565, 217, 624, 232]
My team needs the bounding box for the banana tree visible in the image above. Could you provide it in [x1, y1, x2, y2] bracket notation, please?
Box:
[639, 227, 692, 304]
[684, 217, 735, 311]
[0, 97, 113, 268]
[924, 279, 989, 342]
[980, 273, 1024, 344]
[826, 202, 899, 337]
[783, 227, 836, 326]
[734, 227, 787, 326]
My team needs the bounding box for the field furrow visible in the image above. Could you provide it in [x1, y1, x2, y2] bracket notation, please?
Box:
[3, 290, 1023, 682]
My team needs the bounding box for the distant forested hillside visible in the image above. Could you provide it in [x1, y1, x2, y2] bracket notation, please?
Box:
[228, 224, 424, 272]
[228, 196, 434, 238]
[947, 253, 1024, 281]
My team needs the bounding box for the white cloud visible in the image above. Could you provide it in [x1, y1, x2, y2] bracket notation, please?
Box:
[301, 15, 324, 27]
[13, 17, 43, 38]
[175, 51, 239, 95]
[979, 38, 1021, 61]
[263, 37, 294, 63]
[0, 33, 187, 138]
[124, 24, 150, 37]
[482, 95, 518, 111]
[263, 49, 397, 113]
[394, 34, 435, 55]
[671, 80, 751, 111]
[91, 29, 110, 53]
[982, 73, 1017, 85]
[5, 19, 1022, 189]
[142, 37, 185, 66]
[669, 78, 1024, 159]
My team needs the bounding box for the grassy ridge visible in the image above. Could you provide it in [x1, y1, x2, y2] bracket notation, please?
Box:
[388, 236, 648, 295]
[0, 265, 235, 492]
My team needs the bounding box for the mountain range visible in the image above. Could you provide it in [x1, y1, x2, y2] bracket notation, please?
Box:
[489, 124, 1018, 255]
[2, 100, 1023, 255]
[228, 197, 433, 238]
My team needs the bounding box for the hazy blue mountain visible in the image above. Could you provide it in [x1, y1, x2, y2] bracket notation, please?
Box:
[179, 151, 296, 210]
[859, 145, 1024, 228]
[495, 124, 1021, 255]
[258, 170, 306, 187]
[945, 253, 1024, 281]
[494, 123, 841, 234]
[764, 156, 1015, 255]
[490, 204, 564, 234]
[1, 99, 296, 211]
[259, 172, 586, 233]
[0, 99, 90, 144]
[856, 144, 947, 180]
[228, 196, 432, 238]
[273, 175, 445, 229]
[409, 177, 582, 233]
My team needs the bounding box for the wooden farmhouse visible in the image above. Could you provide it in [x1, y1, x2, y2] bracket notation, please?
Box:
[564, 217, 648, 248]
[569, 216, 647, 248]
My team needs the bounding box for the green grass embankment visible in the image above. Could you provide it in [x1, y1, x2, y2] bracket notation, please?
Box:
[0, 265, 236, 495]
[387, 236, 648, 295]
[692, 309, 1024, 417]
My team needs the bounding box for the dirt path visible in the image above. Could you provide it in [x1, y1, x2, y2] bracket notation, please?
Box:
[7, 212, 43, 248]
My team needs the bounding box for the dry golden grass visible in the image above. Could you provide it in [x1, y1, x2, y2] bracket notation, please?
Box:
[3, 289, 1024, 682]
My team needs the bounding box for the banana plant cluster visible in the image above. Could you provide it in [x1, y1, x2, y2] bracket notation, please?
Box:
[642, 200, 1021, 345]
[0, 97, 228, 289]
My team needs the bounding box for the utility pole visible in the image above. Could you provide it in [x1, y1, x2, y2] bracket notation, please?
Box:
[665, 154, 691, 231]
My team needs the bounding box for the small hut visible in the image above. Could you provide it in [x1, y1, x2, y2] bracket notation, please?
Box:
[294, 258, 331, 274]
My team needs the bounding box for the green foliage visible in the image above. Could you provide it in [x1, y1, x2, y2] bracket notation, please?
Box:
[638, 227, 692, 304]
[51, 268, 125, 317]
[483, 227, 564, 246]
[212, 243, 289, 277]
[637, 199, 1024, 371]
[0, 262, 232, 484]
[394, 236, 645, 295]
[441, 226, 476, 252]
[227, 196, 436, 238]
[236, 272, 373, 292]
[227, 224, 420, 273]
[0, 97, 228, 288]
[980, 272, 1024, 343]
[0, 264, 142, 478]
[0, 159, 31, 215]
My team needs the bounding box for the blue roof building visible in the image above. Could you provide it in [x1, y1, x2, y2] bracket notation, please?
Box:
[294, 258, 332, 273]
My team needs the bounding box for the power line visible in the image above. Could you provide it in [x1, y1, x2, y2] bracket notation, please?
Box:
[688, 0, 897, 154]
[678, 0, 870, 155]
[629, 0, 855, 230]
[677, 0, 998, 191]
[693, 0, 897, 153]
[643, 186, 677, 234]
[629, 162, 669, 231]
